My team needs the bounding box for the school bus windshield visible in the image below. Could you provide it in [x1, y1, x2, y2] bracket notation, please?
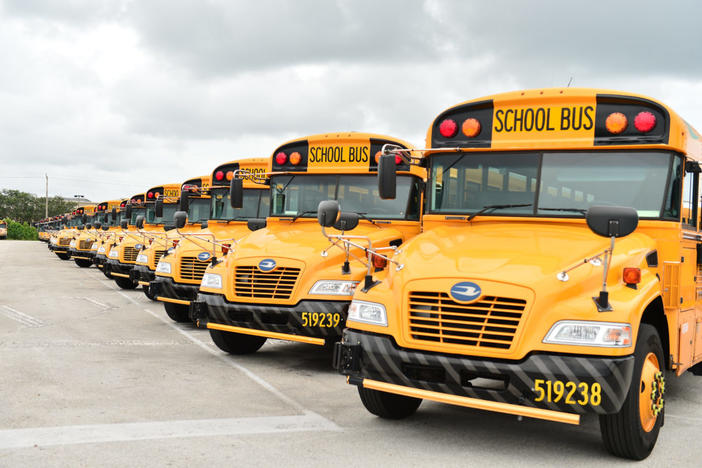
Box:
[130, 207, 145, 225]
[187, 197, 211, 223]
[211, 188, 269, 220]
[145, 204, 177, 224]
[271, 174, 421, 220]
[429, 151, 680, 219]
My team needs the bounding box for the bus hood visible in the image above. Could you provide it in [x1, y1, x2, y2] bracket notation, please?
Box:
[392, 221, 655, 290]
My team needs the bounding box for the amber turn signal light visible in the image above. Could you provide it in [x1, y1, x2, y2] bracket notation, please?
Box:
[623, 267, 641, 285]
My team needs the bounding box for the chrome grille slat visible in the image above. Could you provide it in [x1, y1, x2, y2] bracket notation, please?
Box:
[407, 291, 526, 350]
[151, 250, 166, 269]
[234, 265, 300, 300]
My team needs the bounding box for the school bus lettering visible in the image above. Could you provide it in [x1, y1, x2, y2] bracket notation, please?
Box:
[308, 145, 369, 166]
[164, 188, 180, 197]
[494, 105, 594, 134]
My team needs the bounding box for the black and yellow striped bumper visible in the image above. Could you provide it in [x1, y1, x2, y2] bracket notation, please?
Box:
[335, 329, 635, 416]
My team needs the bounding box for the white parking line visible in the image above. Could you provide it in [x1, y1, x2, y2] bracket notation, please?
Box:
[0, 305, 44, 328]
[0, 413, 339, 449]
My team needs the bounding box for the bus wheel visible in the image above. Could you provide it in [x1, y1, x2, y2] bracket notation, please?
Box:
[164, 303, 190, 323]
[209, 329, 266, 355]
[114, 277, 138, 290]
[142, 285, 157, 301]
[74, 258, 92, 268]
[358, 387, 422, 419]
[599, 324, 664, 460]
[56, 252, 70, 260]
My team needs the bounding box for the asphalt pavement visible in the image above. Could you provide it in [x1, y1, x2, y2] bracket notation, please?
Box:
[1, 240, 701, 467]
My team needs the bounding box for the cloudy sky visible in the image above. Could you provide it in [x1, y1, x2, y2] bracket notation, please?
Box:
[1, 0, 701, 202]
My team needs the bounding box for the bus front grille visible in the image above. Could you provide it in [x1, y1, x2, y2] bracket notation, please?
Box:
[59, 238, 71, 246]
[179, 256, 209, 282]
[234, 266, 300, 300]
[407, 292, 526, 350]
[78, 240, 93, 250]
[123, 246, 138, 262]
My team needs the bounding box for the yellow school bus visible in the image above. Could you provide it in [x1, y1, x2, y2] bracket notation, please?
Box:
[194, 132, 425, 354]
[334, 88, 702, 459]
[51, 206, 90, 260]
[93, 199, 128, 271]
[153, 160, 269, 322]
[134, 175, 212, 301]
[0, 220, 7, 239]
[106, 186, 180, 290]
[69, 204, 100, 268]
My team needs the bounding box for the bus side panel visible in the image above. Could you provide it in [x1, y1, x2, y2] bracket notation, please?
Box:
[677, 309, 696, 375]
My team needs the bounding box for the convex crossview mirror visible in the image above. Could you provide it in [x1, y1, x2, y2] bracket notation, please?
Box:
[334, 212, 359, 231]
[94, 222, 101, 229]
[102, 226, 109, 231]
[201, 220, 208, 229]
[247, 219, 266, 231]
[179, 194, 189, 212]
[155, 198, 164, 218]
[317, 200, 340, 227]
[585, 205, 639, 311]
[120, 220, 128, 229]
[135, 216, 145, 229]
[174, 211, 187, 229]
[378, 154, 397, 200]
[230, 177, 243, 209]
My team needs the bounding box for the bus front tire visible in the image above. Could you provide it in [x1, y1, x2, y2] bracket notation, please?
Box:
[143, 285, 157, 301]
[114, 276, 138, 290]
[209, 329, 266, 355]
[599, 324, 664, 460]
[358, 386, 422, 419]
[164, 302, 190, 323]
[74, 258, 92, 268]
[56, 252, 70, 260]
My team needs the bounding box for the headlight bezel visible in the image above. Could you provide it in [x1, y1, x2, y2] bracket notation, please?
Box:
[108, 249, 119, 258]
[201, 273, 222, 289]
[347, 300, 388, 327]
[309, 280, 359, 296]
[136, 254, 149, 264]
[543, 320, 632, 348]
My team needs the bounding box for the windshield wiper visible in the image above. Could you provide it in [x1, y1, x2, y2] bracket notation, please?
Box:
[356, 212, 379, 226]
[290, 210, 317, 222]
[467, 203, 532, 221]
[538, 207, 587, 215]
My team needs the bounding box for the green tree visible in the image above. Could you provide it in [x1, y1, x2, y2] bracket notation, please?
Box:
[0, 189, 78, 223]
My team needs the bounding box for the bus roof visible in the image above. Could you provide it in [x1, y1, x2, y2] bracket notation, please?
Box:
[269, 132, 421, 177]
[427, 88, 702, 160]
[96, 200, 123, 212]
[211, 157, 270, 189]
[143, 184, 180, 204]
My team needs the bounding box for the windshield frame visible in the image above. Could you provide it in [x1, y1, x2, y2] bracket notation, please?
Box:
[425, 149, 681, 221]
[269, 173, 422, 221]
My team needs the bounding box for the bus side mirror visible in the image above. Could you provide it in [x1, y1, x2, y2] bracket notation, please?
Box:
[179, 194, 189, 212]
[247, 218, 267, 231]
[136, 216, 145, 229]
[86, 223, 92, 229]
[120, 220, 128, 229]
[230, 178, 243, 209]
[378, 154, 397, 200]
[164, 224, 176, 231]
[125, 205, 132, 219]
[81, 214, 88, 224]
[586, 206, 638, 238]
[94, 222, 101, 229]
[174, 211, 187, 229]
[102, 226, 109, 231]
[155, 199, 164, 218]
[334, 212, 359, 231]
[317, 200, 340, 227]
[111, 208, 117, 220]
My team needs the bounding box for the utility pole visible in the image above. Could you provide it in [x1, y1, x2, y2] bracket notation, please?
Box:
[45, 173, 48, 218]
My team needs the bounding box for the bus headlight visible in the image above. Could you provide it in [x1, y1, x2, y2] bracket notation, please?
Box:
[136, 254, 148, 264]
[201, 273, 222, 289]
[108, 249, 119, 258]
[543, 320, 632, 347]
[348, 300, 387, 327]
[69, 240, 76, 248]
[156, 261, 171, 274]
[98, 246, 106, 254]
[309, 280, 358, 296]
[91, 243, 98, 250]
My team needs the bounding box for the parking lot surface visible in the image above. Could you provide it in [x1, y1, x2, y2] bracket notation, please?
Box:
[1, 240, 702, 467]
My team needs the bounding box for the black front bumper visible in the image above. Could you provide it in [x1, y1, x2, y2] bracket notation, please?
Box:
[50, 244, 70, 253]
[93, 254, 108, 267]
[150, 276, 199, 304]
[335, 329, 635, 415]
[105, 259, 134, 277]
[70, 249, 95, 260]
[131, 265, 155, 284]
[192, 292, 349, 339]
